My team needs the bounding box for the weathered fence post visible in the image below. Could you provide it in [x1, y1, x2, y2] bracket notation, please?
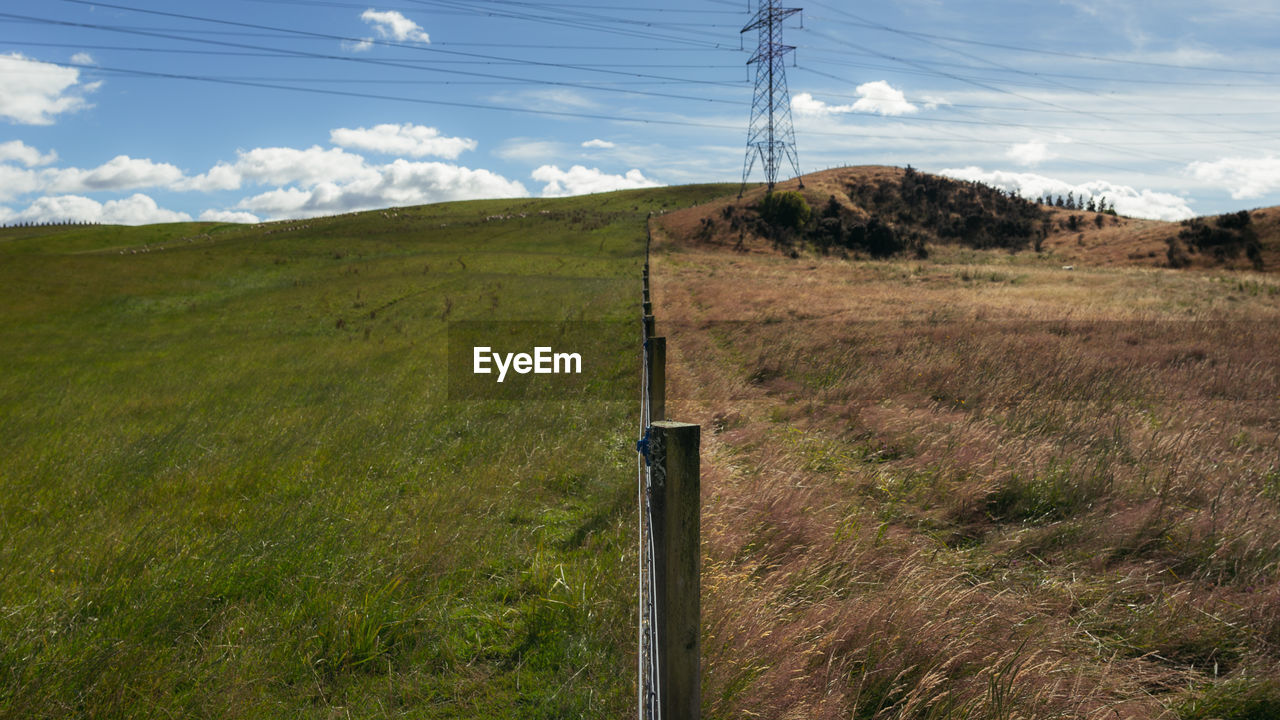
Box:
[648, 337, 666, 422]
[643, 314, 655, 340]
[649, 421, 700, 720]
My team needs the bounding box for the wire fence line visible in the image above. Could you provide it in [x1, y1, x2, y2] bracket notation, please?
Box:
[637, 223, 661, 720]
[636, 219, 701, 720]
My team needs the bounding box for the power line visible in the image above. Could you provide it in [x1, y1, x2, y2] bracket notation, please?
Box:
[794, 47, 1279, 91]
[801, 4, 1280, 155]
[50, 0, 737, 50]
[3, 10, 748, 106]
[806, 0, 1280, 77]
[795, 27, 1280, 160]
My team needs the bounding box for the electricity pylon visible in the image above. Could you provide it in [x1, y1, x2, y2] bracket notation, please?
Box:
[740, 0, 803, 197]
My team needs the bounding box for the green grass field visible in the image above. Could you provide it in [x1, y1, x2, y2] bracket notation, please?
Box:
[0, 185, 735, 718]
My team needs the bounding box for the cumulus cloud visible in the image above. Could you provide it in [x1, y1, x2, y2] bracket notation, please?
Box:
[361, 9, 430, 43]
[8, 193, 191, 225]
[70, 52, 95, 65]
[0, 52, 100, 125]
[228, 145, 374, 188]
[44, 155, 185, 193]
[1186, 156, 1280, 200]
[236, 159, 526, 219]
[531, 165, 661, 197]
[793, 82, 918, 118]
[199, 209, 260, 224]
[851, 81, 918, 116]
[177, 162, 241, 193]
[582, 139, 616, 149]
[792, 92, 854, 117]
[1006, 140, 1057, 167]
[0, 165, 41, 201]
[938, 166, 1196, 221]
[0, 140, 57, 168]
[330, 123, 476, 159]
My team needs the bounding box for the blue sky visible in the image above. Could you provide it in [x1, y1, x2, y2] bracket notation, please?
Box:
[3, 0, 1280, 224]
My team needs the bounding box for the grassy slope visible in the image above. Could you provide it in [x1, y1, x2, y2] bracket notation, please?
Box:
[0, 185, 735, 719]
[653, 185, 1280, 719]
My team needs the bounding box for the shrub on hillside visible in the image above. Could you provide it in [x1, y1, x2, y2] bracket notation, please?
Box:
[1167, 210, 1263, 270]
[758, 191, 812, 233]
[844, 166, 1045, 252]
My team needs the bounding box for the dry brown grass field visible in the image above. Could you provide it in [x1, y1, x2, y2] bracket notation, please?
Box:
[652, 168, 1280, 719]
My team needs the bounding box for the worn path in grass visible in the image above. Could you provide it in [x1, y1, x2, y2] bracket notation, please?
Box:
[650, 219, 1280, 719]
[0, 185, 736, 719]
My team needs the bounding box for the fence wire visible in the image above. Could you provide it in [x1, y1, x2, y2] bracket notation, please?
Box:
[638, 226, 661, 720]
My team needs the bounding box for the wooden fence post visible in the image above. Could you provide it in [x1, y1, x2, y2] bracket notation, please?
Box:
[648, 337, 666, 422]
[649, 421, 700, 720]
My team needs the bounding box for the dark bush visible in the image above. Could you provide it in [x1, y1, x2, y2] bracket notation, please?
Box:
[758, 191, 812, 232]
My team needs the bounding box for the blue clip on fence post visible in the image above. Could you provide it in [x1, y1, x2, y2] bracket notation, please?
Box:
[636, 428, 651, 466]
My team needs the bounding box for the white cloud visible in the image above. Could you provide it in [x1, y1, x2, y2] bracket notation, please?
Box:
[199, 209, 260, 224]
[938, 166, 1196, 221]
[70, 52, 95, 65]
[9, 193, 191, 225]
[792, 82, 918, 118]
[920, 95, 950, 111]
[329, 123, 476, 159]
[1186, 157, 1280, 200]
[1006, 140, 1056, 167]
[177, 162, 241, 192]
[792, 92, 854, 117]
[582, 139, 616, 149]
[360, 9, 430, 43]
[230, 145, 375, 188]
[0, 165, 41, 201]
[494, 139, 564, 162]
[531, 165, 661, 198]
[851, 81, 918, 116]
[0, 52, 99, 125]
[236, 159, 526, 219]
[343, 38, 375, 53]
[44, 155, 185, 193]
[0, 140, 57, 167]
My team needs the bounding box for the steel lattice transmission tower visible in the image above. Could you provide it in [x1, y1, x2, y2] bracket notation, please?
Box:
[740, 0, 803, 197]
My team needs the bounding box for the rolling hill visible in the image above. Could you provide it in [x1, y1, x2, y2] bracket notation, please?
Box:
[0, 185, 735, 719]
[655, 166, 1280, 272]
[3, 169, 1278, 719]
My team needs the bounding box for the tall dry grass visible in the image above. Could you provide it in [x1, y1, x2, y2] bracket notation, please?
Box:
[651, 231, 1280, 719]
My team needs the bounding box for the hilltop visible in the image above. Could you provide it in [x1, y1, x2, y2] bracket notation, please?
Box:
[654, 166, 1280, 271]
